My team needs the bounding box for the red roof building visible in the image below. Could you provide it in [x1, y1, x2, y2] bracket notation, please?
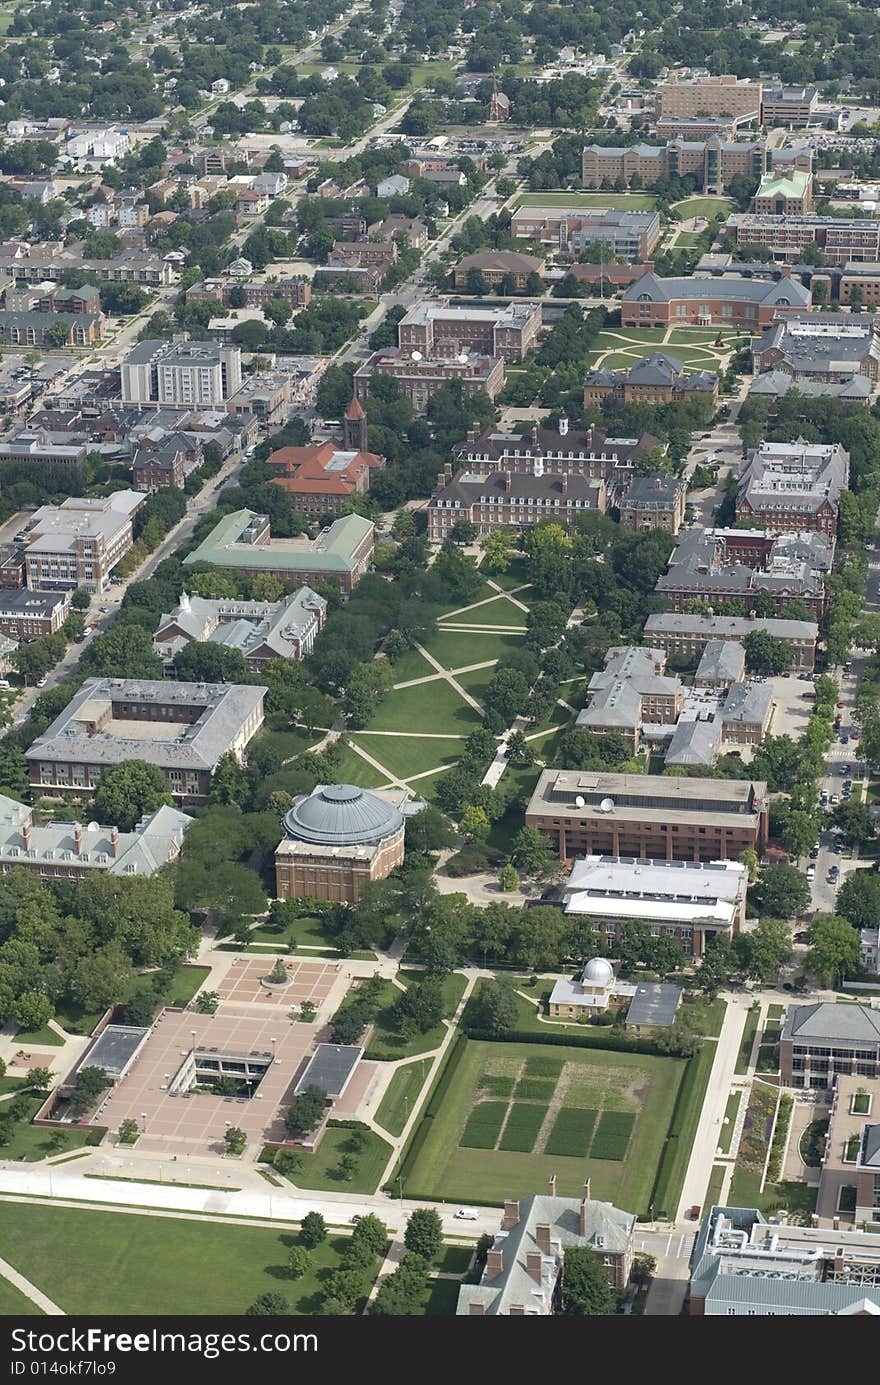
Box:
[267, 441, 385, 517]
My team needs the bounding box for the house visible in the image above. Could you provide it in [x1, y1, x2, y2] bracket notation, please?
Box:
[368, 215, 428, 249]
[457, 1182, 634, 1315]
[377, 174, 410, 198]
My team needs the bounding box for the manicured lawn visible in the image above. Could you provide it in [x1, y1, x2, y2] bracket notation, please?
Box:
[151, 964, 211, 1010]
[274, 1121, 392, 1195]
[673, 232, 705, 248]
[735, 1005, 761, 1075]
[351, 735, 461, 782]
[704, 1164, 727, 1212]
[451, 666, 497, 704]
[375, 1059, 433, 1136]
[686, 998, 726, 1038]
[0, 1095, 104, 1162]
[0, 1203, 373, 1314]
[673, 196, 732, 220]
[364, 679, 481, 733]
[719, 1091, 741, 1154]
[252, 726, 318, 763]
[327, 744, 389, 787]
[517, 192, 658, 210]
[488, 560, 530, 590]
[248, 914, 333, 949]
[592, 328, 670, 349]
[401, 1039, 685, 1213]
[389, 646, 437, 683]
[12, 1024, 63, 1047]
[0, 1075, 26, 1095]
[435, 579, 500, 616]
[423, 1277, 461, 1315]
[0, 1274, 43, 1315]
[438, 597, 527, 628]
[366, 972, 468, 1061]
[436, 1245, 473, 1274]
[419, 629, 524, 670]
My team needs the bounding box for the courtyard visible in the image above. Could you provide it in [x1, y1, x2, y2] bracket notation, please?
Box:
[586, 325, 749, 375]
[400, 1038, 686, 1214]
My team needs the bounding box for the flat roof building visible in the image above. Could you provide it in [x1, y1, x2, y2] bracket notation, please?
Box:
[122, 338, 242, 408]
[398, 297, 541, 362]
[24, 490, 144, 594]
[294, 1043, 364, 1099]
[525, 770, 769, 864]
[26, 677, 266, 806]
[750, 313, 880, 384]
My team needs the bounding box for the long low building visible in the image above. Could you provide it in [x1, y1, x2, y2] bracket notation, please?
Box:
[726, 213, 880, 266]
[560, 854, 747, 959]
[621, 272, 811, 329]
[643, 612, 818, 669]
[427, 466, 606, 541]
[0, 795, 192, 881]
[353, 349, 505, 413]
[525, 770, 769, 863]
[183, 510, 374, 595]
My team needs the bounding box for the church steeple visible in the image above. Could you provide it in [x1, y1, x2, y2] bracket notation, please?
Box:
[344, 395, 367, 451]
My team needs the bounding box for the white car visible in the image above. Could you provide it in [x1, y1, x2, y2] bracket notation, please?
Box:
[830, 794, 840, 805]
[806, 865, 816, 880]
[454, 1208, 479, 1220]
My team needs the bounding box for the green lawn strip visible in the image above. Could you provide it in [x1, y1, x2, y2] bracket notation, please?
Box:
[684, 998, 726, 1038]
[439, 597, 528, 629]
[363, 679, 481, 734]
[649, 1040, 716, 1220]
[498, 1101, 549, 1153]
[423, 1278, 461, 1315]
[718, 1091, 741, 1154]
[389, 646, 438, 683]
[591, 1110, 635, 1161]
[275, 1122, 392, 1195]
[12, 1024, 63, 1047]
[402, 1039, 684, 1213]
[516, 191, 658, 210]
[350, 735, 462, 782]
[673, 232, 705, 247]
[84, 1174, 242, 1192]
[419, 629, 524, 670]
[461, 1100, 508, 1149]
[544, 1106, 596, 1157]
[374, 1059, 434, 1137]
[766, 1005, 784, 1020]
[150, 964, 211, 1010]
[727, 1165, 818, 1220]
[704, 1164, 727, 1213]
[247, 914, 332, 948]
[735, 1005, 761, 1074]
[0, 1274, 43, 1315]
[0, 1203, 371, 1315]
[326, 745, 389, 787]
[0, 1076, 26, 1094]
[450, 666, 497, 704]
[436, 1245, 473, 1274]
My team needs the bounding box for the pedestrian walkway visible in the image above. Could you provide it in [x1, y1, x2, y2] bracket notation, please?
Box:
[676, 1000, 747, 1222]
[0, 1256, 64, 1315]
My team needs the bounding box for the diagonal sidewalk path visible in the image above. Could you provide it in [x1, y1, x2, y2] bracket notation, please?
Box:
[0, 1256, 64, 1315]
[412, 641, 484, 713]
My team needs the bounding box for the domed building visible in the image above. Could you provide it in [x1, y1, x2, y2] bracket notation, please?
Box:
[548, 956, 635, 1020]
[274, 783, 407, 903]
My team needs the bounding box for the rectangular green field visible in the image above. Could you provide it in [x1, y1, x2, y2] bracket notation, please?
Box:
[389, 645, 437, 684]
[439, 597, 528, 629]
[375, 1058, 433, 1137]
[402, 1039, 685, 1212]
[673, 196, 732, 220]
[591, 1110, 636, 1161]
[514, 1077, 556, 1099]
[324, 744, 389, 788]
[361, 679, 481, 734]
[545, 1106, 596, 1157]
[461, 1100, 508, 1149]
[498, 1102, 548, 1153]
[0, 1204, 376, 1315]
[419, 629, 525, 670]
[350, 735, 461, 782]
[516, 192, 658, 210]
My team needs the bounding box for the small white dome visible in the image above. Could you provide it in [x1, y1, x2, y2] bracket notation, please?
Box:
[582, 956, 614, 986]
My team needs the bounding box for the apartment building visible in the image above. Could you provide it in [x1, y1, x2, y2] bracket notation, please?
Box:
[510, 207, 661, 261]
[457, 1183, 634, 1315]
[525, 770, 769, 863]
[584, 352, 718, 410]
[621, 271, 811, 328]
[397, 297, 541, 362]
[427, 464, 606, 541]
[643, 613, 819, 671]
[0, 589, 70, 641]
[781, 1003, 880, 1088]
[619, 474, 689, 534]
[453, 250, 544, 289]
[186, 277, 311, 311]
[737, 440, 849, 536]
[267, 440, 385, 517]
[26, 678, 267, 806]
[153, 587, 327, 671]
[559, 854, 747, 959]
[0, 795, 192, 884]
[726, 214, 880, 265]
[0, 311, 103, 347]
[353, 349, 505, 413]
[690, 1208, 880, 1315]
[657, 76, 762, 127]
[122, 339, 242, 409]
[23, 491, 144, 594]
[183, 510, 374, 595]
[753, 168, 814, 215]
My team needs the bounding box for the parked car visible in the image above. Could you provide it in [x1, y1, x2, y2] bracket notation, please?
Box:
[36, 676, 47, 687]
[831, 794, 840, 805]
[806, 865, 816, 881]
[852, 729, 861, 739]
[689, 1204, 702, 1220]
[794, 932, 810, 944]
[809, 847, 819, 860]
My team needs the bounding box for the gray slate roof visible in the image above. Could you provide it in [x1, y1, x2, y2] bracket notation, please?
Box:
[781, 1001, 880, 1045]
[622, 271, 811, 306]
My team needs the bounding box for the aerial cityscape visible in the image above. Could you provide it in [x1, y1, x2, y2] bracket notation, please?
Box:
[0, 0, 880, 1333]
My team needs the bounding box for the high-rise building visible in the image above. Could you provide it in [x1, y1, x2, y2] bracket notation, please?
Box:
[122, 337, 242, 408]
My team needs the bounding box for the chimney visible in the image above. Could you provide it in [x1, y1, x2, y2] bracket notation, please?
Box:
[579, 1178, 591, 1236]
[503, 470, 512, 492]
[468, 1303, 485, 1315]
[74, 822, 82, 854]
[486, 1249, 504, 1280]
[111, 826, 119, 859]
[508, 1305, 525, 1316]
[467, 426, 477, 444]
[561, 473, 568, 494]
[531, 424, 538, 447]
[444, 462, 453, 479]
[437, 470, 446, 490]
[21, 816, 30, 851]
[780, 265, 791, 279]
[547, 1174, 557, 1197]
[535, 1223, 552, 1255]
[503, 1199, 520, 1229]
[525, 1251, 543, 1284]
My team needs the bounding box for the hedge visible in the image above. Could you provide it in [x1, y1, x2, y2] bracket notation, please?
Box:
[389, 1033, 467, 1191]
[465, 1026, 671, 1058]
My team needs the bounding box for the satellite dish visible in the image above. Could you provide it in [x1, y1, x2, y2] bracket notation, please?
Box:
[575, 795, 585, 808]
[411, 350, 422, 361]
[599, 797, 615, 813]
[458, 351, 468, 364]
[87, 821, 100, 832]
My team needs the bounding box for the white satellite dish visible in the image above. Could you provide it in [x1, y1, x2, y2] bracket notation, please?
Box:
[411, 350, 422, 361]
[599, 797, 615, 813]
[87, 821, 100, 832]
[458, 351, 468, 364]
[575, 795, 585, 808]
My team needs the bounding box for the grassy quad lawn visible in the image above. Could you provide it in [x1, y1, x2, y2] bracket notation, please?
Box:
[272, 1121, 393, 1195]
[375, 1059, 434, 1136]
[0, 1203, 376, 1315]
[450, 666, 497, 704]
[327, 744, 389, 787]
[672, 196, 733, 220]
[349, 735, 462, 783]
[402, 1039, 685, 1213]
[389, 645, 438, 684]
[0, 1274, 43, 1315]
[0, 1095, 104, 1161]
[246, 914, 334, 950]
[592, 328, 670, 350]
[516, 192, 659, 210]
[366, 972, 469, 1061]
[12, 1024, 63, 1046]
[362, 679, 482, 733]
[419, 629, 524, 670]
[438, 596, 528, 628]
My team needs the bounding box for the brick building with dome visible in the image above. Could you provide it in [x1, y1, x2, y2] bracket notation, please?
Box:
[274, 783, 408, 903]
